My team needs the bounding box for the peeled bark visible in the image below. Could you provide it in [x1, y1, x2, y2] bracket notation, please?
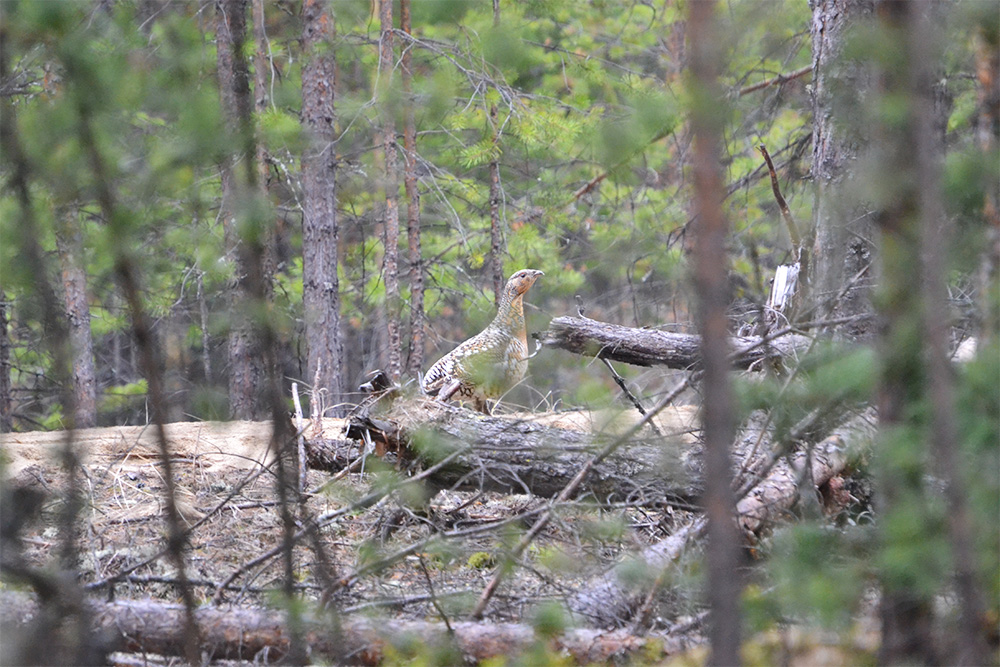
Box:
[541, 316, 811, 371]
[0, 591, 682, 665]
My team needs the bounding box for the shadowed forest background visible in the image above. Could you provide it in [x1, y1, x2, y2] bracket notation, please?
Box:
[0, 0, 998, 665]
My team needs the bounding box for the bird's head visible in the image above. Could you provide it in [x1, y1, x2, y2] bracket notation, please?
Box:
[505, 269, 544, 297]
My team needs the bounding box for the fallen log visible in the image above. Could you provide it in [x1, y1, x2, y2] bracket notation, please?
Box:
[0, 591, 687, 665]
[337, 398, 703, 505]
[539, 316, 811, 370]
[735, 412, 874, 535]
[566, 411, 874, 627]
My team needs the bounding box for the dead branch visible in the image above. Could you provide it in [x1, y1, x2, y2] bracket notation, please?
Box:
[540, 316, 811, 369]
[0, 591, 688, 665]
[568, 517, 708, 628]
[758, 143, 802, 253]
[738, 65, 813, 96]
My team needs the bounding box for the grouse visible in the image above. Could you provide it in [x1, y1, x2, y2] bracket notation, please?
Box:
[421, 269, 543, 413]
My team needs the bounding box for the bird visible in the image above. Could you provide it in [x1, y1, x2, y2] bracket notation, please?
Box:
[422, 269, 544, 413]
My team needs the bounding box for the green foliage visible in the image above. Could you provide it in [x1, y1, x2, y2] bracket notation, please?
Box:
[2, 0, 995, 657]
[770, 523, 868, 629]
[466, 551, 497, 570]
[100, 380, 148, 417]
[955, 344, 1000, 612]
[530, 600, 569, 638]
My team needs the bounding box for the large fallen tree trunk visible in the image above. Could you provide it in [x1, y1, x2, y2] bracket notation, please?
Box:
[330, 398, 704, 505]
[540, 316, 812, 370]
[566, 412, 874, 627]
[0, 591, 687, 665]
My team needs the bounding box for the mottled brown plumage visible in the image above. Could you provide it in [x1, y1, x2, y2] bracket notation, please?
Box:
[422, 269, 543, 412]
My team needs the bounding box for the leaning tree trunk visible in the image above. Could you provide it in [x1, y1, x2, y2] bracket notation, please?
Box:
[301, 0, 345, 416]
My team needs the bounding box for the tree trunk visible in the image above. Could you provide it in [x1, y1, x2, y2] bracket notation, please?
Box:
[0, 290, 11, 432]
[874, 3, 987, 663]
[54, 209, 98, 429]
[488, 0, 504, 303]
[0, 591, 681, 666]
[808, 0, 877, 340]
[974, 23, 1000, 345]
[341, 398, 703, 503]
[216, 0, 270, 420]
[871, 3, 938, 663]
[489, 102, 504, 305]
[688, 1, 742, 663]
[196, 272, 212, 384]
[301, 0, 345, 416]
[401, 0, 425, 379]
[379, 0, 402, 382]
[540, 315, 811, 370]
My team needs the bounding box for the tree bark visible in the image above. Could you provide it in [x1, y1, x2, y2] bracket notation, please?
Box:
[688, 0, 742, 663]
[400, 0, 424, 379]
[341, 398, 702, 503]
[540, 316, 811, 370]
[807, 0, 878, 340]
[54, 208, 98, 429]
[251, 0, 273, 189]
[216, 0, 270, 420]
[488, 4, 504, 304]
[379, 0, 402, 382]
[0, 590, 683, 666]
[489, 102, 504, 305]
[0, 290, 11, 432]
[301, 0, 345, 416]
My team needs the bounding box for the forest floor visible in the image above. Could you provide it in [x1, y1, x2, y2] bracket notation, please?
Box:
[2, 412, 707, 664]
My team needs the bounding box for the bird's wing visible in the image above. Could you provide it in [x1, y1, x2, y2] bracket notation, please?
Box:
[421, 332, 485, 395]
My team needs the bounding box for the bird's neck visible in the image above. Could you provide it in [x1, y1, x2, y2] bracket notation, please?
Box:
[491, 292, 526, 335]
